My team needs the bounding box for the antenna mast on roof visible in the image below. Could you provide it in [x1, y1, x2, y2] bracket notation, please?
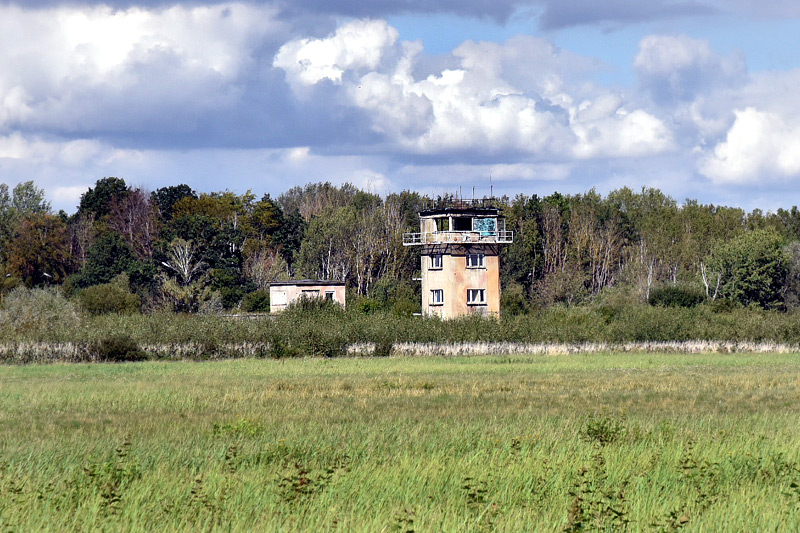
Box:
[489, 171, 493, 200]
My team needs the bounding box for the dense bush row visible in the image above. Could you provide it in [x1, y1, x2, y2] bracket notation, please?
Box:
[2, 286, 800, 362]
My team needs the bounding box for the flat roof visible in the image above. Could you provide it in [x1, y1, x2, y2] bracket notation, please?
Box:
[419, 206, 501, 217]
[269, 280, 346, 287]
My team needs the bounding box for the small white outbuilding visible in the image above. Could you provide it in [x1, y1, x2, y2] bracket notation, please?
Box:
[268, 280, 346, 313]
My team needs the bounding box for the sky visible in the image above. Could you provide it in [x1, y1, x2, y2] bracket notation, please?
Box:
[2, 1, 800, 213]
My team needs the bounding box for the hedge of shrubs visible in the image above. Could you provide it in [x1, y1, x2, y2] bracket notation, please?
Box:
[4, 284, 800, 357]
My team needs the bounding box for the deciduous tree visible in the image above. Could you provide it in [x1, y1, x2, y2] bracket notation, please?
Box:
[152, 184, 196, 221]
[707, 228, 787, 309]
[162, 238, 206, 285]
[7, 214, 71, 286]
[77, 177, 129, 220]
[76, 232, 136, 288]
[108, 187, 158, 260]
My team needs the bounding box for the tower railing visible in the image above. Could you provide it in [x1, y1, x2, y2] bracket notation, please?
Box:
[419, 198, 503, 212]
[402, 230, 513, 246]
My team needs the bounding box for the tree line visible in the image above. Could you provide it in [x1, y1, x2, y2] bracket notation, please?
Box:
[1, 178, 799, 314]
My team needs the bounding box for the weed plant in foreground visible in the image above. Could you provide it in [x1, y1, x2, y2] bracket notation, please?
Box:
[1, 353, 800, 531]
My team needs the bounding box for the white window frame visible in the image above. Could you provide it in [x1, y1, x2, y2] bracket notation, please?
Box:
[429, 254, 443, 270]
[466, 254, 485, 268]
[325, 291, 335, 301]
[430, 289, 444, 305]
[467, 288, 486, 305]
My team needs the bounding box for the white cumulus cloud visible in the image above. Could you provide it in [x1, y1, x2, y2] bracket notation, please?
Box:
[273, 19, 399, 89]
[275, 21, 674, 160]
[699, 107, 800, 184]
[0, 133, 133, 167]
[572, 106, 674, 159]
[0, 3, 287, 135]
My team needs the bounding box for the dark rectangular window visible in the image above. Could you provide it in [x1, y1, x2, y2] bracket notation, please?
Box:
[466, 254, 484, 268]
[430, 289, 444, 305]
[453, 217, 472, 231]
[467, 289, 486, 305]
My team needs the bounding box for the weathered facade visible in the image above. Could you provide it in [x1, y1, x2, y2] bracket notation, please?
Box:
[269, 280, 346, 313]
[403, 200, 512, 319]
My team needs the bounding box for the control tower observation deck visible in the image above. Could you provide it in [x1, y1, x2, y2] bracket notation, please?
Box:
[403, 199, 513, 319]
[402, 199, 513, 247]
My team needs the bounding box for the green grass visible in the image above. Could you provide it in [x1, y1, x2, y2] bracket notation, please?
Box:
[2, 353, 800, 531]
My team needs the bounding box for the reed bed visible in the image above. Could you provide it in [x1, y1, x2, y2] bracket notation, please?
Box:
[3, 340, 800, 364]
[387, 340, 800, 356]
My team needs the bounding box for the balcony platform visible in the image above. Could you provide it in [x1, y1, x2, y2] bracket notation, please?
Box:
[402, 231, 513, 246]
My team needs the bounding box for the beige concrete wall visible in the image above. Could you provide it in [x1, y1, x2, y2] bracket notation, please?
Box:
[269, 285, 346, 313]
[421, 246, 500, 319]
[421, 217, 438, 233]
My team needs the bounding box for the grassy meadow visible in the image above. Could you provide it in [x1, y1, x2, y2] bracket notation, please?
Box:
[2, 353, 800, 531]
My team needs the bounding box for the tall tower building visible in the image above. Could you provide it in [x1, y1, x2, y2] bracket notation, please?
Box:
[403, 200, 513, 319]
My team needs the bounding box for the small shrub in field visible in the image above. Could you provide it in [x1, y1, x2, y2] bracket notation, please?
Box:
[242, 290, 270, 312]
[298, 327, 348, 358]
[285, 299, 347, 356]
[76, 275, 140, 315]
[590, 288, 642, 328]
[277, 455, 350, 503]
[370, 320, 396, 356]
[0, 286, 80, 336]
[91, 334, 148, 362]
[649, 285, 705, 308]
[212, 417, 264, 438]
[581, 415, 626, 445]
[266, 331, 300, 358]
[565, 453, 629, 531]
[201, 340, 221, 358]
[274, 299, 348, 357]
[373, 339, 394, 357]
[82, 435, 141, 513]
